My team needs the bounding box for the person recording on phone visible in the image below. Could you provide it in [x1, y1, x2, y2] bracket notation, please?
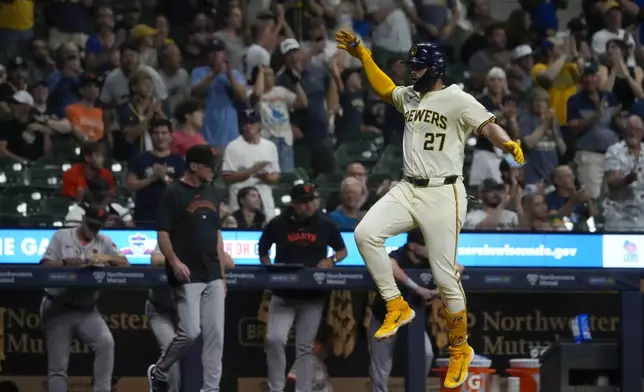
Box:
[39, 206, 129, 392]
[545, 165, 597, 227]
[259, 183, 347, 392]
[190, 38, 246, 150]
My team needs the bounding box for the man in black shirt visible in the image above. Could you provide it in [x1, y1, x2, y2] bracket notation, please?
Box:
[368, 229, 463, 392]
[0, 90, 49, 163]
[259, 183, 347, 392]
[148, 144, 228, 392]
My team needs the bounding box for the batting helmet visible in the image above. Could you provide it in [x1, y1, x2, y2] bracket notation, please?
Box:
[405, 43, 446, 91]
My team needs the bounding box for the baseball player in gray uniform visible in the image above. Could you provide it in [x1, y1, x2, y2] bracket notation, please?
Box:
[40, 206, 129, 392]
[146, 244, 235, 392]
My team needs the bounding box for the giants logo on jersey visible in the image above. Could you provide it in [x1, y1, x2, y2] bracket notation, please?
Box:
[403, 109, 448, 130]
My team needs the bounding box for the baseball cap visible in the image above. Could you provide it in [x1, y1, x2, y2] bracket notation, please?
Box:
[202, 38, 226, 53]
[290, 183, 317, 203]
[131, 24, 158, 39]
[186, 144, 217, 167]
[511, 44, 533, 60]
[7, 56, 28, 71]
[581, 62, 599, 76]
[79, 72, 102, 87]
[239, 108, 261, 124]
[280, 38, 300, 55]
[605, 0, 620, 11]
[480, 178, 505, 192]
[11, 90, 33, 107]
[567, 17, 587, 32]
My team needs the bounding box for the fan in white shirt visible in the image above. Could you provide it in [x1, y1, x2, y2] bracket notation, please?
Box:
[222, 109, 281, 219]
[591, 3, 637, 66]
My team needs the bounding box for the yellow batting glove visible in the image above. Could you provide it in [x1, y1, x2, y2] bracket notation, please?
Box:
[502, 140, 525, 165]
[335, 30, 371, 63]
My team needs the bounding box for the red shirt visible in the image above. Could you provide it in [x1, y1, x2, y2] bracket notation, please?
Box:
[61, 163, 115, 199]
[171, 130, 207, 157]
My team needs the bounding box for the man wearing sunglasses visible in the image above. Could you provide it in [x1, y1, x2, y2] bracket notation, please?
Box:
[40, 206, 129, 392]
[148, 144, 228, 392]
[335, 31, 524, 388]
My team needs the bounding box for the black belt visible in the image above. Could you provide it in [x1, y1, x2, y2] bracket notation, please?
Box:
[404, 175, 458, 187]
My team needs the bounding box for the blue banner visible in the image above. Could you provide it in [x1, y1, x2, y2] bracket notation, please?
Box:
[0, 229, 637, 268]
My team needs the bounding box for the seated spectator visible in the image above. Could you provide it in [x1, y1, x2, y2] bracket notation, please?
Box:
[519, 87, 566, 186]
[458, 0, 496, 67]
[328, 177, 365, 230]
[181, 26, 209, 73]
[61, 141, 115, 200]
[65, 179, 133, 228]
[505, 9, 535, 50]
[603, 115, 644, 231]
[0, 56, 28, 118]
[222, 109, 280, 220]
[250, 65, 307, 173]
[99, 43, 168, 110]
[171, 98, 206, 157]
[131, 24, 159, 68]
[213, 5, 245, 72]
[325, 162, 383, 211]
[591, 1, 636, 65]
[114, 68, 167, 162]
[0, 91, 50, 163]
[499, 156, 526, 211]
[232, 186, 267, 229]
[46, 43, 83, 114]
[567, 64, 620, 199]
[522, 192, 556, 231]
[464, 179, 521, 230]
[468, 22, 511, 92]
[158, 44, 190, 117]
[531, 37, 582, 126]
[567, 17, 593, 62]
[191, 38, 246, 150]
[126, 118, 185, 227]
[27, 39, 56, 86]
[598, 39, 644, 110]
[84, 7, 117, 72]
[65, 73, 104, 143]
[546, 165, 596, 228]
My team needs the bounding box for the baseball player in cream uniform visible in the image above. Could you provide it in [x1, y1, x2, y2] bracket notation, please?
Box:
[335, 32, 524, 388]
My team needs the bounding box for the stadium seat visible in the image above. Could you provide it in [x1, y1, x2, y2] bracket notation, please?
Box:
[314, 172, 344, 189]
[0, 168, 26, 186]
[51, 138, 81, 162]
[22, 214, 65, 228]
[1, 185, 58, 201]
[0, 196, 40, 217]
[40, 197, 73, 217]
[25, 167, 64, 189]
[335, 141, 381, 170]
[33, 157, 69, 171]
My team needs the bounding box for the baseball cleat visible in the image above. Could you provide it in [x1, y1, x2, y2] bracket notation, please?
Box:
[374, 296, 415, 340]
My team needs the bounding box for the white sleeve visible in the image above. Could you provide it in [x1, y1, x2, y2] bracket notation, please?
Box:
[391, 86, 411, 114]
[113, 203, 132, 222]
[591, 31, 606, 58]
[64, 205, 84, 227]
[43, 231, 64, 261]
[280, 87, 297, 108]
[146, 66, 169, 100]
[460, 93, 495, 135]
[99, 235, 125, 257]
[221, 143, 237, 172]
[99, 72, 115, 104]
[604, 143, 622, 172]
[463, 210, 485, 229]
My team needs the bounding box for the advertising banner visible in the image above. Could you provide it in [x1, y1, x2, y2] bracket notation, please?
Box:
[0, 289, 621, 390]
[0, 229, 640, 268]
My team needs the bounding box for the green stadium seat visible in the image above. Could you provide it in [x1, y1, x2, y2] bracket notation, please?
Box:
[51, 138, 81, 162]
[314, 172, 344, 189]
[0, 196, 40, 217]
[0, 168, 26, 186]
[22, 214, 65, 228]
[335, 141, 381, 170]
[33, 157, 69, 171]
[25, 167, 63, 189]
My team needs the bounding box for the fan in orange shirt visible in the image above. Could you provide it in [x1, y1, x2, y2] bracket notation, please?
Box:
[65, 72, 104, 142]
[61, 141, 115, 200]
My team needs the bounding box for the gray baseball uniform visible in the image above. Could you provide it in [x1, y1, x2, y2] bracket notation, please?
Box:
[146, 288, 181, 392]
[367, 314, 434, 392]
[40, 228, 122, 392]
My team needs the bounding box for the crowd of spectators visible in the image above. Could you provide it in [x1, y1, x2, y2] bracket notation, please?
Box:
[1, 0, 644, 233]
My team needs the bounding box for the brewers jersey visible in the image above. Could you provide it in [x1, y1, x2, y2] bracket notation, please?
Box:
[391, 84, 496, 179]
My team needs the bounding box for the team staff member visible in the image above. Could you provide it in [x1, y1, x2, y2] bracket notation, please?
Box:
[40, 207, 129, 392]
[148, 145, 228, 392]
[368, 229, 442, 392]
[146, 244, 234, 392]
[259, 183, 347, 392]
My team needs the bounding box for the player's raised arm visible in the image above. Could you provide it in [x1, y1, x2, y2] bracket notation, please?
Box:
[336, 30, 396, 105]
